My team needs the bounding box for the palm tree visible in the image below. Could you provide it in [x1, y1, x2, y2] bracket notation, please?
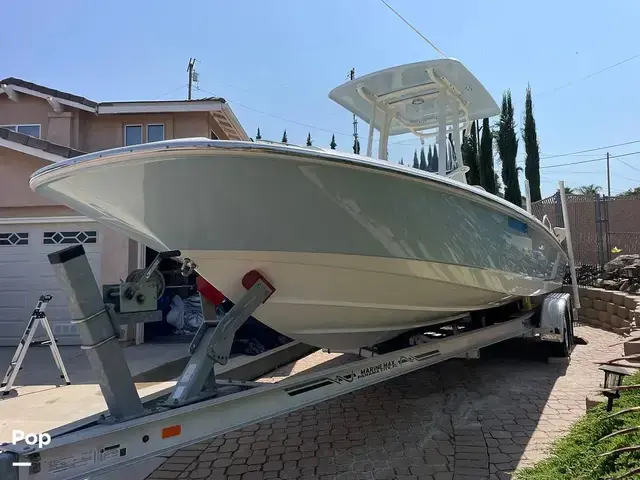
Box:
[564, 186, 575, 194]
[576, 184, 602, 195]
[620, 186, 640, 196]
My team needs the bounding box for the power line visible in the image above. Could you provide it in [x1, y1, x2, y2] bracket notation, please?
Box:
[540, 150, 640, 170]
[194, 86, 355, 138]
[615, 157, 640, 174]
[611, 171, 640, 183]
[394, 134, 640, 161]
[538, 52, 640, 97]
[379, 0, 446, 58]
[153, 84, 188, 100]
[540, 139, 640, 160]
[539, 157, 605, 169]
[541, 170, 600, 176]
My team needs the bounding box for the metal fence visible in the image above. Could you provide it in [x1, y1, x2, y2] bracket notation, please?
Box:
[531, 192, 640, 286]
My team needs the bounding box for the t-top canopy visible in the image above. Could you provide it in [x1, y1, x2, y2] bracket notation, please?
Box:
[328, 58, 500, 137]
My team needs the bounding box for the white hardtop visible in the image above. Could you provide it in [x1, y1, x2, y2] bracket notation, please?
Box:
[328, 58, 499, 137]
[327, 58, 500, 177]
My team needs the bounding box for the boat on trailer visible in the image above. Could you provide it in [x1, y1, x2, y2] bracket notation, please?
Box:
[29, 58, 568, 350]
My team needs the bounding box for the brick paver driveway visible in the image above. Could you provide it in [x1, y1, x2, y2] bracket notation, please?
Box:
[147, 325, 622, 480]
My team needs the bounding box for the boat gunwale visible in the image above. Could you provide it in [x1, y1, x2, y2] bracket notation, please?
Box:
[29, 138, 566, 252]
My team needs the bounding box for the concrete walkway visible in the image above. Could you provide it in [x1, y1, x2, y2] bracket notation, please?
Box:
[0, 342, 190, 443]
[145, 325, 622, 480]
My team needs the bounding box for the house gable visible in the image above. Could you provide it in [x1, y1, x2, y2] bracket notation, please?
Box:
[1, 77, 249, 148]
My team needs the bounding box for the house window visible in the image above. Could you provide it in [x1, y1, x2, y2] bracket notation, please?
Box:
[124, 125, 143, 146]
[210, 130, 218, 140]
[0, 232, 28, 246]
[1, 124, 41, 138]
[43, 231, 97, 245]
[147, 124, 164, 143]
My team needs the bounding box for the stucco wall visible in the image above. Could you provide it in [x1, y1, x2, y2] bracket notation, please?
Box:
[0, 149, 59, 208]
[82, 113, 176, 152]
[0, 205, 77, 218]
[100, 227, 132, 285]
[174, 112, 210, 139]
[0, 95, 52, 140]
[80, 111, 215, 152]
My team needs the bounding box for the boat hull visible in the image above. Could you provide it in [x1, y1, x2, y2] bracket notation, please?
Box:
[182, 249, 560, 349]
[30, 140, 568, 349]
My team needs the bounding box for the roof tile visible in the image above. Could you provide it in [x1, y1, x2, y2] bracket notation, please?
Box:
[0, 127, 86, 159]
[1, 77, 98, 108]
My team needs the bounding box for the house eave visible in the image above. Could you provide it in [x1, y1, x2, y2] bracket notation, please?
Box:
[0, 138, 66, 163]
[222, 103, 249, 140]
[0, 215, 95, 225]
[97, 100, 224, 115]
[0, 84, 97, 113]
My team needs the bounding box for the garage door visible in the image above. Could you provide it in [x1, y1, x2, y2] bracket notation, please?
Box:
[0, 222, 102, 346]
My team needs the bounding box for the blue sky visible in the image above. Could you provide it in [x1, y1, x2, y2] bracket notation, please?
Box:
[6, 0, 640, 197]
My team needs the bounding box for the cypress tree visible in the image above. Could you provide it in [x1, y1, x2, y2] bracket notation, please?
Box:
[281, 130, 288, 143]
[523, 85, 542, 202]
[256, 127, 262, 140]
[399, 157, 404, 165]
[462, 123, 480, 185]
[306, 133, 312, 146]
[419, 147, 427, 170]
[427, 146, 436, 172]
[496, 91, 521, 206]
[353, 138, 361, 154]
[479, 118, 497, 194]
[412, 150, 419, 168]
[330, 134, 337, 149]
[432, 145, 439, 172]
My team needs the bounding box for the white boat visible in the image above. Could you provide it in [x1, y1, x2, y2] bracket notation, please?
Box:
[29, 59, 568, 350]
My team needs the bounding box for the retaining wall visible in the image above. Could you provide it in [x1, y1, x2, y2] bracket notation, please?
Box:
[567, 286, 639, 335]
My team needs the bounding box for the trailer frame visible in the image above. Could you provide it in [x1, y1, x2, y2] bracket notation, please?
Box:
[0, 245, 574, 480]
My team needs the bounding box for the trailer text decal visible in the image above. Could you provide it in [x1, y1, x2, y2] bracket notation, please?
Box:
[356, 356, 416, 380]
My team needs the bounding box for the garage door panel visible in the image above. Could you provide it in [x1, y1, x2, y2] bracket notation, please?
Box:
[0, 292, 29, 311]
[0, 223, 103, 346]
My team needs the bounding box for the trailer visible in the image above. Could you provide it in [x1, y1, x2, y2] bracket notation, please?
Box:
[0, 240, 577, 480]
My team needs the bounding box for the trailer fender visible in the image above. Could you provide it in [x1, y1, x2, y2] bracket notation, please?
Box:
[535, 292, 574, 356]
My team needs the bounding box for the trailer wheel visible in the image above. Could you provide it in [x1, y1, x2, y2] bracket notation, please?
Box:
[550, 308, 574, 358]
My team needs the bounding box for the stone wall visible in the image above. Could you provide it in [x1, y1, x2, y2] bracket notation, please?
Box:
[570, 286, 639, 335]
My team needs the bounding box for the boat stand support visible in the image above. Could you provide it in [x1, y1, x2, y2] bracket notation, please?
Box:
[48, 247, 145, 421]
[166, 272, 275, 407]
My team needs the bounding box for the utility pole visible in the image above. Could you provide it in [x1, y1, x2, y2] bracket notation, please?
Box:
[349, 68, 359, 154]
[606, 151, 611, 196]
[187, 58, 196, 100]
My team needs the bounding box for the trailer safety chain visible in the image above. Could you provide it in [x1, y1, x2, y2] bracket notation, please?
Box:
[70, 304, 121, 341]
[80, 335, 118, 351]
[70, 308, 106, 324]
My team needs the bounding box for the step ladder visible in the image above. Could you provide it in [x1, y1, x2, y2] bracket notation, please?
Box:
[1, 295, 71, 397]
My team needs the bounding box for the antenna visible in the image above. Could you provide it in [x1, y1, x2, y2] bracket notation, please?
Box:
[187, 58, 197, 100]
[349, 68, 360, 154]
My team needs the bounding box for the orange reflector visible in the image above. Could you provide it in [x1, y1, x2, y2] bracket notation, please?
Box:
[162, 425, 182, 439]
